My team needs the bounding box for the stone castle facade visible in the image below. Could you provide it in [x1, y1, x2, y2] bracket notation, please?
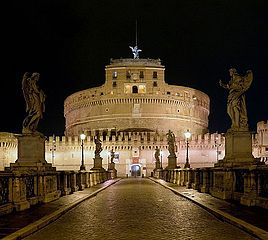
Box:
[0, 58, 267, 176]
[64, 58, 209, 137]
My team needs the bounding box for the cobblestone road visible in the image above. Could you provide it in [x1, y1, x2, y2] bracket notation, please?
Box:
[25, 178, 257, 240]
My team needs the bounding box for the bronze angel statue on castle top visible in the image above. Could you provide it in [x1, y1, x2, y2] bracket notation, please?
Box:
[22, 72, 46, 134]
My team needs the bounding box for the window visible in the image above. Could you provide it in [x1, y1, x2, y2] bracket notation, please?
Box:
[112, 71, 117, 79]
[132, 86, 138, 93]
[167, 91, 171, 95]
[153, 71, 158, 79]
[112, 82, 117, 87]
[153, 81, 157, 87]
[140, 71, 144, 78]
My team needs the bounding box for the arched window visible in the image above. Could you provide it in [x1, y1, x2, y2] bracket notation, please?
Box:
[132, 86, 138, 93]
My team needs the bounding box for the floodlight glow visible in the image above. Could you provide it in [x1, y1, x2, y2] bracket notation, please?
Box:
[184, 130, 191, 139]
[80, 133, 86, 140]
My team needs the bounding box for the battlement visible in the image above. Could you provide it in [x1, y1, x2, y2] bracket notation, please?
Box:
[257, 120, 268, 132]
[45, 132, 224, 148]
[0, 132, 18, 149]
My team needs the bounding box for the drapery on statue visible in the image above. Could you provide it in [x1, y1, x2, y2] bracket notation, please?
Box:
[166, 130, 176, 155]
[219, 68, 253, 131]
[22, 72, 46, 134]
[94, 137, 102, 156]
[154, 147, 160, 162]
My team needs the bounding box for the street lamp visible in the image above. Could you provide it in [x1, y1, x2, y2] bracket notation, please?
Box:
[160, 150, 163, 169]
[184, 129, 191, 168]
[80, 133, 86, 171]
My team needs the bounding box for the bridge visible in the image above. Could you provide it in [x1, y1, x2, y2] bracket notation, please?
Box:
[1, 176, 268, 240]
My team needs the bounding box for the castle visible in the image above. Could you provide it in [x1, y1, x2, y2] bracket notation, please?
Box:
[0, 57, 267, 176]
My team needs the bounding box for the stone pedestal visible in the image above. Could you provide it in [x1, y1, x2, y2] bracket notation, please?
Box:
[108, 169, 117, 179]
[211, 130, 264, 203]
[10, 134, 55, 172]
[108, 162, 117, 179]
[210, 170, 234, 200]
[154, 161, 161, 170]
[10, 134, 59, 206]
[165, 155, 177, 169]
[108, 162, 115, 170]
[154, 168, 163, 178]
[91, 156, 104, 170]
[216, 130, 257, 167]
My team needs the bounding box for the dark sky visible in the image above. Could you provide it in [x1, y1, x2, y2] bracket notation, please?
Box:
[2, 0, 268, 136]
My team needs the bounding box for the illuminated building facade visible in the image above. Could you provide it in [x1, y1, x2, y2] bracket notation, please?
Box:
[0, 58, 266, 176]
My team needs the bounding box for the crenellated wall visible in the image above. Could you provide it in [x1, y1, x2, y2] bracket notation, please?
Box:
[0, 132, 17, 170]
[1, 121, 267, 174]
[44, 131, 225, 176]
[252, 120, 268, 161]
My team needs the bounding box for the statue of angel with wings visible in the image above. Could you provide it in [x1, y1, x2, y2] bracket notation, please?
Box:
[22, 72, 46, 134]
[129, 45, 142, 59]
[219, 68, 253, 131]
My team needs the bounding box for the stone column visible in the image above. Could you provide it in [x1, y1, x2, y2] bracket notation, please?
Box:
[200, 168, 210, 193]
[192, 169, 200, 190]
[240, 169, 258, 206]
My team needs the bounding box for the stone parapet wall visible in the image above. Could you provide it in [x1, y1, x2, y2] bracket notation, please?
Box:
[0, 170, 110, 217]
[159, 165, 268, 209]
[1, 121, 267, 174]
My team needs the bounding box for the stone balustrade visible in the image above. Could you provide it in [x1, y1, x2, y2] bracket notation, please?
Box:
[156, 166, 268, 209]
[0, 169, 112, 216]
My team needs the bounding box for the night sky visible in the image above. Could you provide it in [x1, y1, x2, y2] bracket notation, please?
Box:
[2, 0, 268, 137]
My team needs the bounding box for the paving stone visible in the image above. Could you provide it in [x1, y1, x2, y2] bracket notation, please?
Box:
[23, 178, 258, 240]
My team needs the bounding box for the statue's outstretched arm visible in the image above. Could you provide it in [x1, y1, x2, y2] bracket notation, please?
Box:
[219, 79, 229, 89]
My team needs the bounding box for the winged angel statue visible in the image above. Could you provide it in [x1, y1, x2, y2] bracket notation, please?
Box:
[219, 68, 253, 131]
[22, 72, 46, 134]
[129, 46, 142, 59]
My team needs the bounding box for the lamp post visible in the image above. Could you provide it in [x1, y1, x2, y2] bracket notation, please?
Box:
[80, 133, 86, 171]
[184, 129, 191, 168]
